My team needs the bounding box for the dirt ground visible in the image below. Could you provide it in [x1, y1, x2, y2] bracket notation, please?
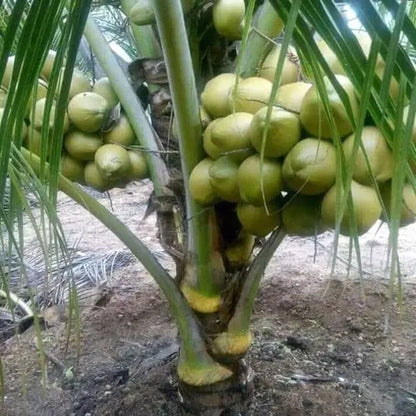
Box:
[1, 181, 416, 416]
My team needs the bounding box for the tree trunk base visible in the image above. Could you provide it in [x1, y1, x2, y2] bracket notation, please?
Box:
[178, 360, 254, 416]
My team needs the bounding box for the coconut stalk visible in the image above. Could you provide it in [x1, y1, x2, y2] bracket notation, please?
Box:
[21, 147, 231, 387]
[151, 0, 226, 314]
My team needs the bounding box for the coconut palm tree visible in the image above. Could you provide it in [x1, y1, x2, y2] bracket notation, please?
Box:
[1, 0, 416, 413]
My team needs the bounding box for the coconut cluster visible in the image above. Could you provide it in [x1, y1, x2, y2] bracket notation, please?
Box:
[192, 42, 416, 241]
[1, 51, 148, 192]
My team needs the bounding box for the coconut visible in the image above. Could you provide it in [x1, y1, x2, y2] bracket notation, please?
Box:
[127, 150, 148, 181]
[321, 180, 382, 236]
[275, 82, 312, 113]
[201, 74, 240, 118]
[282, 138, 337, 195]
[104, 114, 135, 146]
[60, 154, 85, 183]
[342, 126, 393, 185]
[249, 106, 301, 158]
[64, 130, 102, 161]
[84, 161, 114, 192]
[95, 144, 131, 182]
[238, 154, 282, 205]
[0, 108, 27, 141]
[40, 50, 57, 80]
[189, 158, 218, 205]
[25, 128, 42, 156]
[26, 79, 49, 116]
[1, 56, 15, 88]
[300, 75, 358, 139]
[229, 77, 273, 114]
[93, 77, 118, 109]
[203, 119, 223, 159]
[30, 98, 70, 132]
[211, 112, 254, 161]
[224, 231, 255, 270]
[67, 70, 92, 99]
[68, 92, 109, 133]
[380, 182, 416, 227]
[213, 0, 245, 40]
[209, 156, 241, 202]
[282, 194, 326, 236]
[259, 46, 299, 86]
[237, 200, 281, 237]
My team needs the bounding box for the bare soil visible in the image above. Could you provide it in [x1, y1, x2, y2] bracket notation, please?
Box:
[1, 181, 416, 416]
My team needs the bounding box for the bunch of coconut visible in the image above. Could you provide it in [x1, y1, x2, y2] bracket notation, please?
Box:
[2, 50, 149, 192]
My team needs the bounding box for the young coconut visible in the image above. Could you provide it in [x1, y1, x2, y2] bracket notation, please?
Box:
[342, 126, 393, 185]
[249, 106, 301, 158]
[30, 98, 70, 132]
[380, 182, 416, 227]
[300, 75, 359, 139]
[95, 144, 132, 182]
[237, 200, 281, 237]
[213, 0, 245, 40]
[60, 154, 85, 183]
[25, 128, 42, 156]
[84, 161, 114, 192]
[189, 158, 218, 205]
[127, 150, 149, 181]
[259, 45, 299, 86]
[282, 138, 337, 195]
[67, 92, 110, 133]
[203, 119, 223, 160]
[228, 77, 273, 114]
[201, 73, 240, 118]
[321, 180, 382, 236]
[67, 69, 92, 99]
[64, 130, 102, 161]
[211, 112, 254, 162]
[104, 114, 135, 146]
[209, 156, 241, 203]
[238, 155, 283, 205]
[282, 194, 326, 236]
[275, 82, 312, 113]
[224, 231, 255, 270]
[40, 50, 57, 80]
[93, 77, 119, 109]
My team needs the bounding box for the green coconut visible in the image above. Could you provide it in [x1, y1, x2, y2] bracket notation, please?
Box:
[60, 154, 85, 183]
[25, 128, 42, 156]
[249, 106, 301, 158]
[237, 200, 281, 237]
[282, 138, 337, 195]
[228, 77, 273, 114]
[300, 75, 359, 139]
[238, 154, 283, 205]
[380, 182, 416, 227]
[68, 70, 92, 99]
[224, 231, 255, 270]
[104, 114, 135, 146]
[321, 180, 382, 236]
[95, 144, 132, 182]
[93, 77, 119, 109]
[84, 161, 114, 192]
[30, 98, 70, 132]
[201, 73, 240, 118]
[209, 156, 241, 202]
[213, 0, 245, 40]
[127, 150, 149, 181]
[64, 130, 102, 161]
[68, 92, 110, 133]
[189, 158, 218, 205]
[211, 112, 254, 161]
[342, 126, 393, 185]
[40, 50, 57, 80]
[259, 46, 299, 86]
[1, 56, 15, 88]
[275, 82, 312, 113]
[282, 194, 326, 236]
[203, 119, 223, 159]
